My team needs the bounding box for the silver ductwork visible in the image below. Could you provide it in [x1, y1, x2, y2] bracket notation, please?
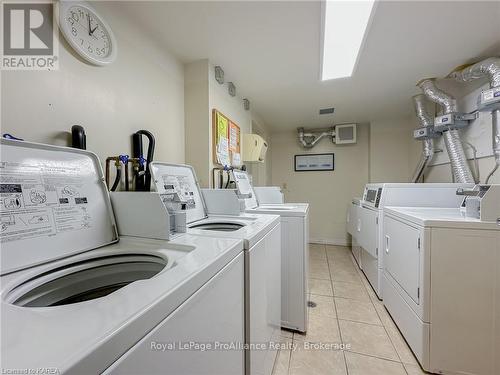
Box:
[448, 57, 500, 183]
[448, 57, 500, 88]
[417, 79, 475, 183]
[411, 94, 435, 182]
[298, 127, 334, 148]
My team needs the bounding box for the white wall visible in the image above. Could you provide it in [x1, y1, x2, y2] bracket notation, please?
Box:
[370, 117, 416, 182]
[184, 59, 257, 187]
[271, 125, 370, 245]
[184, 60, 211, 186]
[1, 2, 185, 167]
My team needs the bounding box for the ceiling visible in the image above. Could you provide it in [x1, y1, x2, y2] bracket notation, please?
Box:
[118, 1, 500, 131]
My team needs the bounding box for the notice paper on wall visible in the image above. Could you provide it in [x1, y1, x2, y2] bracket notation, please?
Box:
[216, 112, 230, 166]
[213, 109, 242, 168]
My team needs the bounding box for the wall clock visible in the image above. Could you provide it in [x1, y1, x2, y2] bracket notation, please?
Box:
[59, 1, 117, 66]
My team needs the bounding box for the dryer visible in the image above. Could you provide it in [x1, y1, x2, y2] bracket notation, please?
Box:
[348, 183, 471, 299]
[146, 162, 281, 375]
[228, 170, 309, 333]
[382, 197, 500, 375]
[0, 139, 245, 374]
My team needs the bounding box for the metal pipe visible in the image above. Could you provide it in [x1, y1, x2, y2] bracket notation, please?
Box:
[298, 127, 334, 148]
[449, 57, 500, 183]
[411, 95, 435, 182]
[417, 79, 474, 183]
[448, 57, 500, 88]
[417, 78, 457, 114]
[486, 109, 500, 183]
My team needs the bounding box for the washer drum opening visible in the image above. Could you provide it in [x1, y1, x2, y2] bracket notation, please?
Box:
[190, 222, 245, 232]
[7, 254, 169, 307]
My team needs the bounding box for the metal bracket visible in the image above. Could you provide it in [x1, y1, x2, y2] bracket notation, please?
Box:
[478, 86, 500, 112]
[413, 126, 440, 140]
[433, 112, 479, 132]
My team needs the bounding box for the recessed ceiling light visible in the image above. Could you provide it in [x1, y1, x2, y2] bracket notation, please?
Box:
[320, 0, 375, 81]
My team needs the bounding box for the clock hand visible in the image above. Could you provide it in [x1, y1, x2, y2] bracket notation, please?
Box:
[90, 24, 98, 35]
[87, 14, 92, 36]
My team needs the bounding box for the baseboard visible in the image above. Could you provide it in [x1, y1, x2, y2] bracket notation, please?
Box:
[309, 238, 351, 247]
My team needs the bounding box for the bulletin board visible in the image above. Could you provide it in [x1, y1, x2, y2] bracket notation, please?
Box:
[212, 109, 241, 167]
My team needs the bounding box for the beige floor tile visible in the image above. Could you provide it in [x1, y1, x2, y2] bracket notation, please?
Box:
[272, 346, 292, 375]
[325, 244, 350, 254]
[333, 281, 370, 301]
[335, 298, 381, 325]
[385, 323, 419, 365]
[289, 341, 347, 375]
[309, 244, 326, 260]
[330, 268, 362, 284]
[345, 352, 406, 375]
[404, 363, 430, 374]
[309, 261, 331, 280]
[339, 320, 399, 361]
[309, 278, 333, 296]
[330, 262, 355, 273]
[293, 315, 341, 343]
[373, 303, 397, 328]
[308, 294, 336, 318]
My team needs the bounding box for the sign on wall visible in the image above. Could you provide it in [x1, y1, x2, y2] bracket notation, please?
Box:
[294, 153, 334, 172]
[212, 109, 241, 167]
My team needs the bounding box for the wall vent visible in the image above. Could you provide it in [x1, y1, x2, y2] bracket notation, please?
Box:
[319, 107, 335, 115]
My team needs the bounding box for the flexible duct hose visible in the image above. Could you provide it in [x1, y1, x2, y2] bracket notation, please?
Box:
[411, 95, 435, 182]
[417, 79, 474, 183]
[449, 57, 500, 183]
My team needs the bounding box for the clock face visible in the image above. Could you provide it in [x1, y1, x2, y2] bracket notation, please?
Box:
[59, 2, 117, 65]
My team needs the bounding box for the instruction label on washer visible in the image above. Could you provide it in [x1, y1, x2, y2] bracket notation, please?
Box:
[160, 174, 196, 210]
[0, 161, 92, 243]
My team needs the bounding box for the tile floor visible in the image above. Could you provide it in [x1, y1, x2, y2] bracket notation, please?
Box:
[272, 244, 429, 375]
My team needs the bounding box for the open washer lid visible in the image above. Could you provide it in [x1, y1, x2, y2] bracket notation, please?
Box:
[232, 170, 259, 209]
[0, 139, 118, 275]
[149, 162, 208, 225]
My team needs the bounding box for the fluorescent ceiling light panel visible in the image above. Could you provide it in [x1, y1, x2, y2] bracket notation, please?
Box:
[321, 0, 375, 81]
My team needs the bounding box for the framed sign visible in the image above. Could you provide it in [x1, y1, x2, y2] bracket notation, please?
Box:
[294, 153, 334, 172]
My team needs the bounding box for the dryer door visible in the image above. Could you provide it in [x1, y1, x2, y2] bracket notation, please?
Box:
[357, 207, 378, 259]
[383, 215, 421, 304]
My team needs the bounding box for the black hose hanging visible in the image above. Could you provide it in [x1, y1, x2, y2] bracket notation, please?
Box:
[71, 125, 86, 149]
[132, 130, 155, 191]
[110, 167, 122, 192]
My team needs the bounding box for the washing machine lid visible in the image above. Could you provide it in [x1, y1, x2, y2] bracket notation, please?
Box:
[232, 170, 259, 209]
[0, 139, 118, 275]
[149, 162, 208, 224]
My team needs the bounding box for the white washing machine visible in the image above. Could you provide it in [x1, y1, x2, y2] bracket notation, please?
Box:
[348, 183, 471, 299]
[382, 198, 500, 375]
[0, 139, 245, 374]
[230, 170, 310, 333]
[147, 162, 281, 375]
[253, 186, 284, 204]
